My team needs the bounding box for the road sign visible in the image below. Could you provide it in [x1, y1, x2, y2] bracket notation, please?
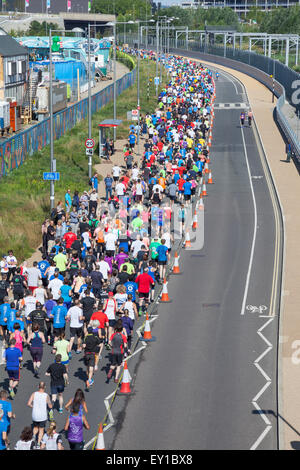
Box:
[43, 172, 60, 181]
[86, 148, 94, 156]
[85, 138, 95, 149]
[132, 109, 138, 121]
[154, 76, 160, 86]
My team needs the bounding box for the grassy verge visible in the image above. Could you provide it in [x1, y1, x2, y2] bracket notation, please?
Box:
[0, 57, 168, 262]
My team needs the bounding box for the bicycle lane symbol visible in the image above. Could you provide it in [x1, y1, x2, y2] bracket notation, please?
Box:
[246, 305, 268, 315]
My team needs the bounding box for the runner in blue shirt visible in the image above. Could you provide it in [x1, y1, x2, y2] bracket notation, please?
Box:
[38, 257, 50, 286]
[183, 180, 192, 204]
[5, 340, 22, 398]
[0, 416, 8, 450]
[124, 280, 138, 302]
[6, 303, 17, 327]
[156, 239, 169, 281]
[51, 299, 68, 342]
[0, 300, 11, 340]
[7, 316, 24, 333]
[0, 390, 13, 435]
[129, 133, 136, 149]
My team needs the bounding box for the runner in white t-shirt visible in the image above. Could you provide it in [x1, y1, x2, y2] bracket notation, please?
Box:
[67, 299, 84, 354]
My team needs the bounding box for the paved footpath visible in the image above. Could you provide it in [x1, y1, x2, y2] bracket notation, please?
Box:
[196, 59, 300, 450]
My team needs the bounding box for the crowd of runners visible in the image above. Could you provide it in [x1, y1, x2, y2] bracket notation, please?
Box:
[0, 52, 214, 450]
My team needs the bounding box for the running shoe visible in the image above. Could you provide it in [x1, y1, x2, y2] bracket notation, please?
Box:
[76, 349, 82, 354]
[138, 309, 143, 316]
[68, 352, 72, 359]
[94, 365, 98, 371]
[59, 408, 63, 414]
[107, 369, 113, 380]
[49, 410, 54, 421]
[89, 379, 94, 387]
[9, 389, 15, 399]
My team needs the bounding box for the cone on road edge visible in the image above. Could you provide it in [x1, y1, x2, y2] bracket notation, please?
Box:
[161, 278, 171, 302]
[184, 230, 192, 248]
[118, 361, 133, 395]
[95, 423, 105, 450]
[201, 182, 207, 197]
[192, 210, 198, 229]
[140, 313, 156, 342]
[207, 171, 213, 184]
[198, 197, 205, 211]
[173, 251, 181, 274]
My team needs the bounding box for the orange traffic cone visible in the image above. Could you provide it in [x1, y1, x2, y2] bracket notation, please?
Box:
[184, 230, 192, 248]
[141, 313, 156, 342]
[207, 171, 213, 184]
[192, 210, 198, 229]
[95, 423, 105, 450]
[173, 252, 181, 274]
[204, 162, 209, 174]
[208, 135, 212, 147]
[198, 197, 205, 211]
[201, 182, 207, 196]
[161, 278, 171, 302]
[118, 361, 133, 395]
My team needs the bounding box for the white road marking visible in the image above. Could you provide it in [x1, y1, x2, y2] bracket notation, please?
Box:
[240, 125, 258, 316]
[250, 316, 275, 450]
[250, 424, 272, 451]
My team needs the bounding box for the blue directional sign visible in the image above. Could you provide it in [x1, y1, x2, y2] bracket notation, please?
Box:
[43, 172, 60, 181]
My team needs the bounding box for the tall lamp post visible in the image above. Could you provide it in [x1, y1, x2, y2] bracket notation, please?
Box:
[48, 28, 75, 210]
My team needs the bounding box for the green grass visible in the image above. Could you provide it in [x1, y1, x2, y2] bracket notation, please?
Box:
[0, 57, 168, 262]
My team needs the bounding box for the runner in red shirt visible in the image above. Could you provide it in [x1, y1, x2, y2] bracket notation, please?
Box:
[63, 228, 77, 251]
[149, 154, 156, 165]
[90, 306, 109, 364]
[135, 267, 155, 315]
[157, 141, 164, 152]
[107, 321, 128, 383]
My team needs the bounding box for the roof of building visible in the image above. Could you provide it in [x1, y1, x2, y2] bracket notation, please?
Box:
[0, 28, 28, 57]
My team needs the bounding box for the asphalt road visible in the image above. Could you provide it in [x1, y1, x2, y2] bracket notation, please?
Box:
[106, 69, 283, 450]
[0, 66, 283, 452]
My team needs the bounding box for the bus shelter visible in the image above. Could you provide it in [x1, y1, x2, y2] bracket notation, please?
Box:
[98, 119, 122, 158]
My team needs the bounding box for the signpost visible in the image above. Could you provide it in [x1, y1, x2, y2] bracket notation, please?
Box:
[43, 172, 60, 181]
[131, 109, 138, 121]
[85, 138, 95, 176]
[85, 138, 95, 149]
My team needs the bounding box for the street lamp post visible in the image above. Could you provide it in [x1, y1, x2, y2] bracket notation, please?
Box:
[49, 29, 55, 211]
[156, 20, 159, 96]
[88, 23, 92, 178]
[137, 19, 140, 156]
